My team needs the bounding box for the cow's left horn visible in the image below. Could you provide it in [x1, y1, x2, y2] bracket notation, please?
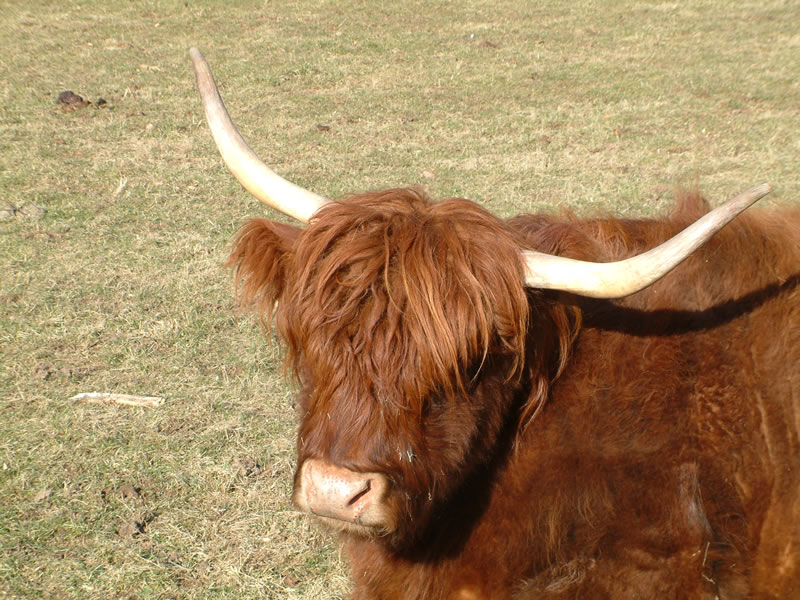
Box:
[190, 48, 329, 223]
[523, 183, 771, 298]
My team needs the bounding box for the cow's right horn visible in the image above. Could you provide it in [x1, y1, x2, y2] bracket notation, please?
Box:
[191, 48, 329, 223]
[523, 183, 772, 298]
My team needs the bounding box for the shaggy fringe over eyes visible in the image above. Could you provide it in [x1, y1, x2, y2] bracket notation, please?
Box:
[230, 188, 534, 415]
[288, 189, 531, 408]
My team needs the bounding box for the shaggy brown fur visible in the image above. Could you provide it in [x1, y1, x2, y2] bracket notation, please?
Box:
[229, 188, 800, 599]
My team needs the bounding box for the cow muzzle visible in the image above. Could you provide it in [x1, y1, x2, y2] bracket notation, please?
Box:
[293, 459, 394, 534]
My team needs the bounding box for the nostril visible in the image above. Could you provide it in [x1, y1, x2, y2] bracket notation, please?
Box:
[348, 480, 371, 506]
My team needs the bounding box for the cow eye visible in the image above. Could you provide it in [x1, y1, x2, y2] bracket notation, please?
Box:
[425, 397, 446, 414]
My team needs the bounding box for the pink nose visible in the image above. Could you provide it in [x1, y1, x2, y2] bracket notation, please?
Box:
[293, 459, 391, 529]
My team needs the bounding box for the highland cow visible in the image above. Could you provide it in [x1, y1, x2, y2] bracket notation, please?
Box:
[191, 48, 799, 599]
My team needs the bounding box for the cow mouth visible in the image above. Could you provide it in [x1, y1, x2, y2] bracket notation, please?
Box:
[311, 513, 389, 538]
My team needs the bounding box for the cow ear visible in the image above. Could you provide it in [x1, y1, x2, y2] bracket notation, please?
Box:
[227, 218, 300, 321]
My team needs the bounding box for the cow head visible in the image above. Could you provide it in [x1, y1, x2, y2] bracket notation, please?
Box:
[230, 187, 539, 545]
[190, 48, 770, 548]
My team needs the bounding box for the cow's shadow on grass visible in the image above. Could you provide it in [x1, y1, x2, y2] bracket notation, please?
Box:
[584, 273, 800, 337]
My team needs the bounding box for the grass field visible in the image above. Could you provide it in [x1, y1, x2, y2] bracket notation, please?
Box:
[1, 1, 798, 598]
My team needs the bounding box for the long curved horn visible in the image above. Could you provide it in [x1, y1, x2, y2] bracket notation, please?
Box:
[524, 183, 771, 298]
[190, 48, 328, 223]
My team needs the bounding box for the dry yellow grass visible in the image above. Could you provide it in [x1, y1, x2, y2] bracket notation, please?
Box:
[1, 1, 797, 598]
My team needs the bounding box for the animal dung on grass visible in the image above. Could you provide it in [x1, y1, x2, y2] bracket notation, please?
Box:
[56, 90, 108, 111]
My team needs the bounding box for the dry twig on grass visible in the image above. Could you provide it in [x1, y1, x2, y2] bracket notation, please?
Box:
[70, 392, 164, 408]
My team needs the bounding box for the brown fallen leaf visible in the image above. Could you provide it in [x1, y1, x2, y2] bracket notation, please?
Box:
[119, 484, 141, 501]
[118, 520, 143, 538]
[34, 489, 52, 502]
